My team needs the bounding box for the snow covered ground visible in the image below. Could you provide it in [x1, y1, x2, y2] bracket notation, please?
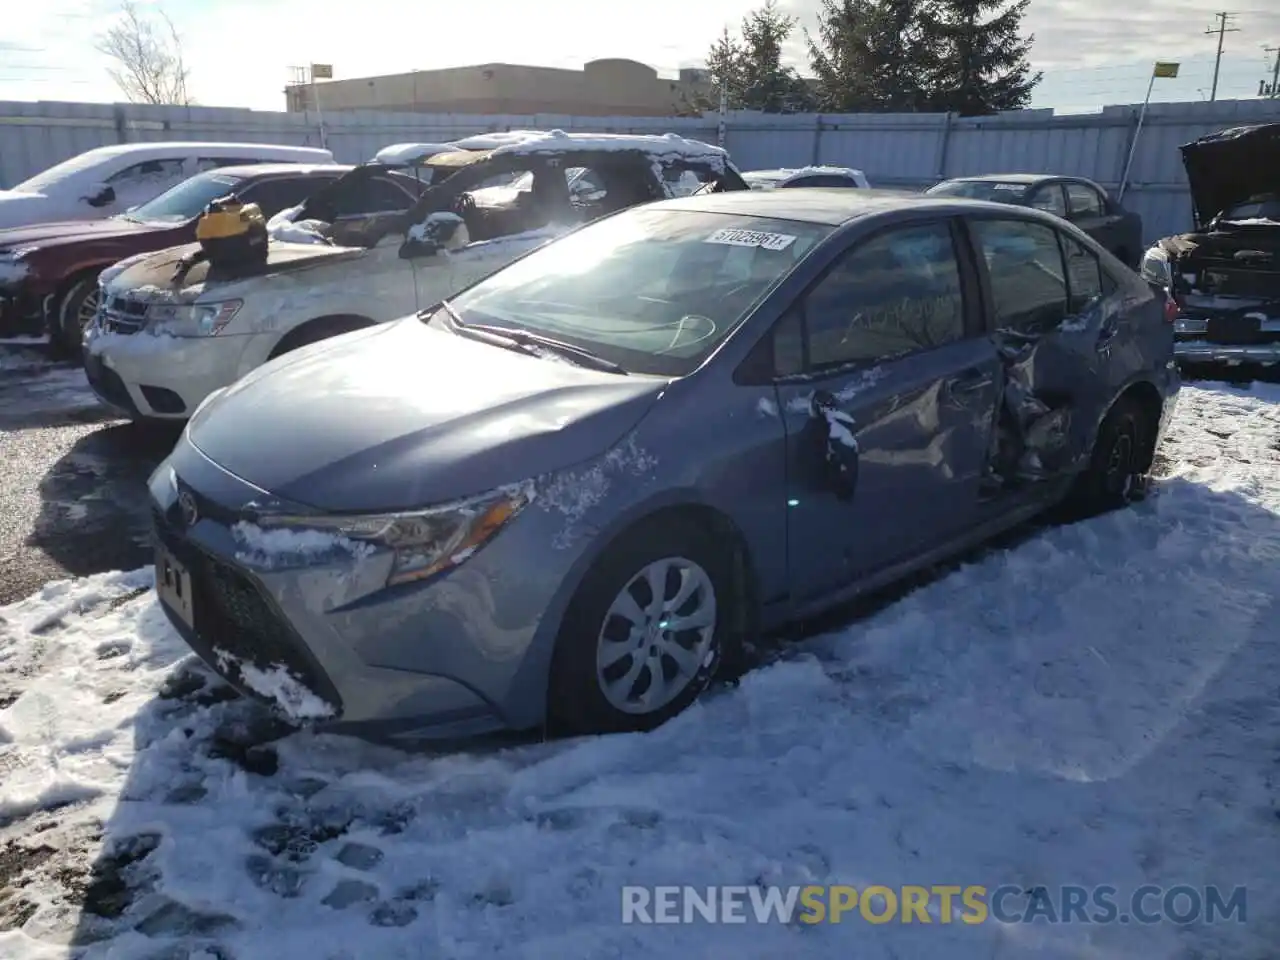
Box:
[1, 382, 1279, 959]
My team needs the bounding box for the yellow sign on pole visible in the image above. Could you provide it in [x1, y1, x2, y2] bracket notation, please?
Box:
[1152, 61, 1180, 78]
[311, 63, 334, 80]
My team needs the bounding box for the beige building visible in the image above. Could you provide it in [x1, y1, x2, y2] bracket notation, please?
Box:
[284, 60, 713, 117]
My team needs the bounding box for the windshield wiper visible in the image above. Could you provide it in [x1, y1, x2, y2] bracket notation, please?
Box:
[436, 301, 627, 375]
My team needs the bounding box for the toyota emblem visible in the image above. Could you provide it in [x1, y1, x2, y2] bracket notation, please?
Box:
[177, 491, 199, 527]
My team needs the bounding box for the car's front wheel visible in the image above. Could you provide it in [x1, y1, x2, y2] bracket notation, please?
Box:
[52, 275, 101, 358]
[548, 518, 733, 735]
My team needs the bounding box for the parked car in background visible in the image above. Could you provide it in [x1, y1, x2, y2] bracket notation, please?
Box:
[147, 188, 1177, 740]
[742, 166, 871, 190]
[0, 142, 333, 231]
[925, 174, 1143, 267]
[1139, 122, 1280, 366]
[0, 163, 360, 353]
[84, 131, 748, 422]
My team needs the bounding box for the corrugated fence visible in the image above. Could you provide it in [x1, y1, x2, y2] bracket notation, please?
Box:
[2, 97, 1278, 243]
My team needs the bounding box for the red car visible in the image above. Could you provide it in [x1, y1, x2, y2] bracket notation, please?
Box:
[0, 163, 359, 355]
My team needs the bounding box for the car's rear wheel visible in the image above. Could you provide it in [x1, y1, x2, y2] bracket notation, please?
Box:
[548, 518, 734, 735]
[1068, 397, 1150, 515]
[52, 275, 101, 358]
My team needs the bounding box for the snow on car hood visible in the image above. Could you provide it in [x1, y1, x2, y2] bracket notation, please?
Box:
[187, 317, 667, 512]
[1180, 122, 1280, 228]
[104, 240, 365, 304]
[0, 190, 54, 230]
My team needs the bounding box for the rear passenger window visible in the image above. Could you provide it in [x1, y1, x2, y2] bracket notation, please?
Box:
[1066, 182, 1104, 216]
[239, 176, 331, 217]
[971, 219, 1067, 333]
[106, 158, 185, 185]
[1060, 233, 1103, 313]
[802, 221, 965, 368]
[1028, 184, 1066, 218]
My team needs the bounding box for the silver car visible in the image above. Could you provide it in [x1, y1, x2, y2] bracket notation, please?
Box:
[149, 189, 1179, 740]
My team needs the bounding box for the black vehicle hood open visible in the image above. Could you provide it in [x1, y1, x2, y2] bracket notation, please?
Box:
[1181, 122, 1280, 228]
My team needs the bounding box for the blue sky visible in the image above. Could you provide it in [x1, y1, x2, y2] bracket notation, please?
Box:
[1, 0, 1278, 113]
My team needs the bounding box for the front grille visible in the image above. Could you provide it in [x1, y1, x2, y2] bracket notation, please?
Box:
[152, 509, 342, 714]
[101, 295, 149, 335]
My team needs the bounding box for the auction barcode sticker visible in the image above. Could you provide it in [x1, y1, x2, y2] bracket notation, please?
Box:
[705, 228, 797, 250]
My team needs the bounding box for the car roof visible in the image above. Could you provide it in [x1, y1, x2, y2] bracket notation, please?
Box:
[442, 129, 727, 163]
[745, 166, 865, 180]
[205, 162, 353, 179]
[942, 173, 1096, 186]
[72, 142, 332, 160]
[659, 187, 997, 225]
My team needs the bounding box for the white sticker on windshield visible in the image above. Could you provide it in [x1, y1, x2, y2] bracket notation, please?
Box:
[705, 228, 797, 250]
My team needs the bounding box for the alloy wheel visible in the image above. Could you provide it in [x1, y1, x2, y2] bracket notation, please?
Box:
[1103, 430, 1135, 497]
[595, 556, 717, 715]
[76, 286, 100, 334]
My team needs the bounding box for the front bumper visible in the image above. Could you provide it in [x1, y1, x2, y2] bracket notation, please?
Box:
[83, 323, 270, 420]
[147, 440, 587, 739]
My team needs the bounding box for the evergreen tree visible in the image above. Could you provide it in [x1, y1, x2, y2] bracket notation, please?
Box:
[923, 0, 1041, 115]
[805, 0, 937, 112]
[738, 1, 817, 113]
[704, 26, 746, 111]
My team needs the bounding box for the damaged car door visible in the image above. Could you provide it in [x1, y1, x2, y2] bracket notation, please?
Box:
[965, 216, 1122, 502]
[772, 219, 1001, 601]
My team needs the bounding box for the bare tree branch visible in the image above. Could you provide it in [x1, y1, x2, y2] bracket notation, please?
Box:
[95, 0, 193, 105]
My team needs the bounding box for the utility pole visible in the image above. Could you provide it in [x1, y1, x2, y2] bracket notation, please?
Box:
[1205, 12, 1239, 101]
[1264, 45, 1280, 97]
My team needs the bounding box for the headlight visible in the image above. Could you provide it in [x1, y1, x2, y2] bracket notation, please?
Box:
[1139, 247, 1173, 288]
[148, 300, 242, 337]
[254, 482, 534, 586]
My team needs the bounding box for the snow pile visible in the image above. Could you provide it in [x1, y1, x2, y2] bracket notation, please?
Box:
[370, 142, 458, 166]
[486, 130, 728, 166]
[214, 650, 335, 723]
[266, 205, 331, 246]
[405, 212, 469, 250]
[0, 384, 1278, 957]
[230, 521, 376, 571]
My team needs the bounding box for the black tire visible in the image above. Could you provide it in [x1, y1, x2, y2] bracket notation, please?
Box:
[547, 517, 737, 736]
[52, 275, 101, 358]
[268, 315, 372, 361]
[1067, 397, 1151, 516]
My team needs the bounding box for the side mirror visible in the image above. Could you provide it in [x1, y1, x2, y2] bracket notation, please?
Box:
[84, 184, 116, 208]
[398, 237, 440, 260]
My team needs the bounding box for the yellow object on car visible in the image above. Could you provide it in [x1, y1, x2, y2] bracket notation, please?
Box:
[195, 196, 268, 269]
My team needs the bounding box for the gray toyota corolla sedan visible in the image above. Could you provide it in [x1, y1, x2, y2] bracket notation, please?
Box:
[148, 189, 1179, 740]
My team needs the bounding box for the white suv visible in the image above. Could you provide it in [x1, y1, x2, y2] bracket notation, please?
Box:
[83, 132, 746, 421]
[0, 142, 333, 230]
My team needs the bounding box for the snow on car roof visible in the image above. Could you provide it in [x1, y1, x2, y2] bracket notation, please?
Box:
[370, 142, 460, 165]
[469, 129, 728, 163]
[746, 166, 866, 182]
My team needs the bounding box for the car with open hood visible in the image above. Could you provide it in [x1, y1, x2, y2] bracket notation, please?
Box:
[82, 131, 748, 421]
[0, 163, 359, 354]
[1139, 122, 1280, 366]
[146, 188, 1178, 740]
[926, 174, 1143, 268]
[0, 141, 332, 232]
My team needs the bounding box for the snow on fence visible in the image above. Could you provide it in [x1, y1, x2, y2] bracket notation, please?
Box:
[2, 97, 1278, 243]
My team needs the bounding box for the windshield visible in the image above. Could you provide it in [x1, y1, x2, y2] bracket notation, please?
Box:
[437, 207, 834, 376]
[926, 180, 1027, 203]
[123, 170, 246, 222]
[14, 153, 105, 194]
[1220, 195, 1280, 222]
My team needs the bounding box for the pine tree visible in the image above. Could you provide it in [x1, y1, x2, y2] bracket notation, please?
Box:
[705, 26, 746, 111]
[923, 0, 1041, 115]
[805, 0, 937, 112]
[738, 1, 816, 113]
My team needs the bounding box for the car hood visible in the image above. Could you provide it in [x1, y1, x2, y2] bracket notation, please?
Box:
[0, 191, 52, 230]
[188, 318, 668, 513]
[1181, 122, 1280, 228]
[0, 215, 152, 251]
[105, 240, 366, 303]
